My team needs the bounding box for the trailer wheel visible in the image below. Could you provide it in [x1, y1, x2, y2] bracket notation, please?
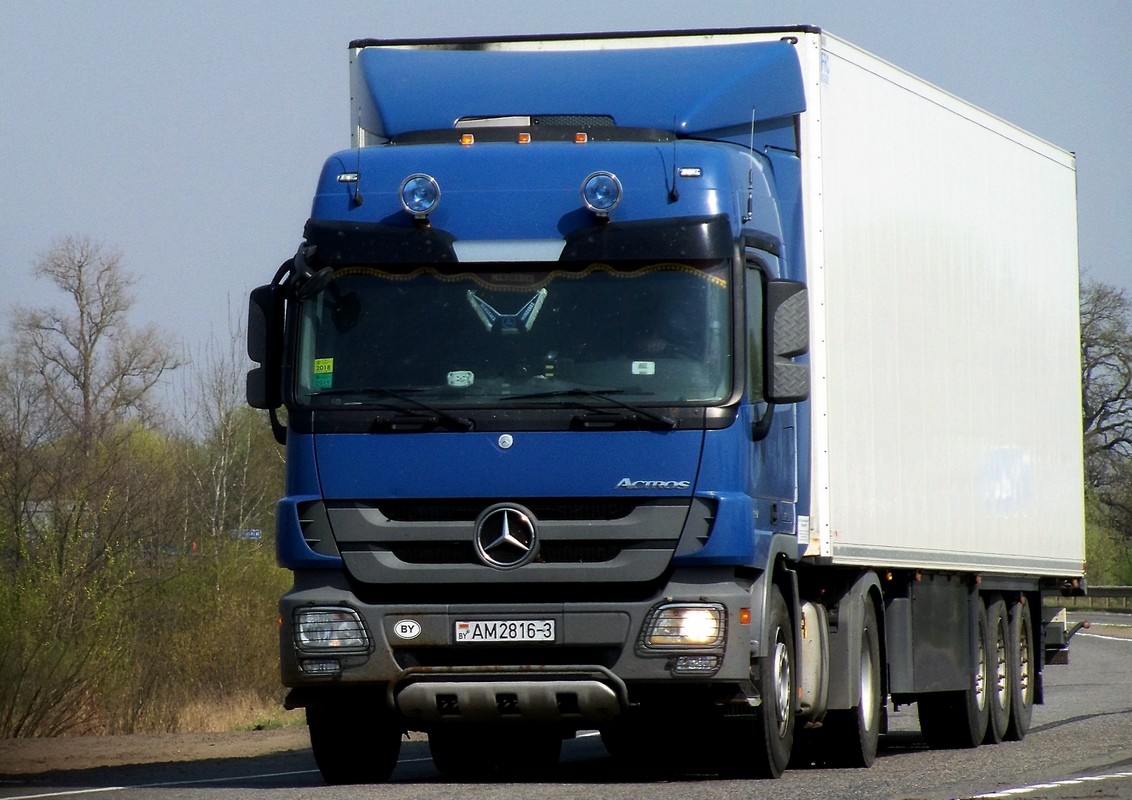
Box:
[824, 598, 882, 767]
[736, 585, 795, 778]
[918, 600, 990, 748]
[1004, 598, 1034, 740]
[307, 704, 402, 784]
[983, 595, 1013, 744]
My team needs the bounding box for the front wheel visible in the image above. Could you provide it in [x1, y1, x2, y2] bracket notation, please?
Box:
[430, 725, 561, 778]
[307, 703, 402, 785]
[728, 584, 795, 778]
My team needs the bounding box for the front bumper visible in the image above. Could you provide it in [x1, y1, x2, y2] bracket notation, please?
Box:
[280, 567, 757, 725]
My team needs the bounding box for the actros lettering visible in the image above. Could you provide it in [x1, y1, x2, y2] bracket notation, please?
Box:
[617, 478, 691, 490]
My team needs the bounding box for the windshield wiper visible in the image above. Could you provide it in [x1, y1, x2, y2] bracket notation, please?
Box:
[507, 388, 677, 430]
[310, 386, 473, 431]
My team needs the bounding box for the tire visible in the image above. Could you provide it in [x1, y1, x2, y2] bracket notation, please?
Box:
[508, 728, 563, 777]
[1004, 598, 1035, 741]
[429, 727, 490, 778]
[983, 595, 1013, 744]
[733, 584, 795, 778]
[600, 719, 649, 761]
[824, 598, 883, 767]
[430, 725, 561, 779]
[307, 704, 402, 785]
[918, 600, 990, 749]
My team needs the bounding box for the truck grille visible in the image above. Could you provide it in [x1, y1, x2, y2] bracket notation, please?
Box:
[390, 540, 624, 565]
[375, 498, 637, 522]
[328, 497, 695, 586]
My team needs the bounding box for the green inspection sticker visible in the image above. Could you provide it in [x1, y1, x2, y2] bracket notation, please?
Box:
[312, 357, 334, 389]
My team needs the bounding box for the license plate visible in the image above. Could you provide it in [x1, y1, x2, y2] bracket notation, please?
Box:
[454, 619, 556, 643]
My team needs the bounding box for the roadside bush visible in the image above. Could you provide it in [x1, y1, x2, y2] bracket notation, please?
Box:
[0, 543, 133, 737]
[109, 539, 289, 734]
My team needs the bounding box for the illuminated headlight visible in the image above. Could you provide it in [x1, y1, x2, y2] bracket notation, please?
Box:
[642, 603, 726, 649]
[399, 173, 441, 218]
[581, 171, 622, 215]
[294, 607, 369, 652]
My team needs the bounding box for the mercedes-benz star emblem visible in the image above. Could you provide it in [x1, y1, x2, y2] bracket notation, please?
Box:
[474, 504, 538, 569]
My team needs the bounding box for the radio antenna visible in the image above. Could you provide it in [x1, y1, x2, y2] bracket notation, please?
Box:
[744, 108, 756, 222]
[668, 117, 680, 203]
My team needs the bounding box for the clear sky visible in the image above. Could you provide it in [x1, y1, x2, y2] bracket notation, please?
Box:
[3, 2, 1129, 360]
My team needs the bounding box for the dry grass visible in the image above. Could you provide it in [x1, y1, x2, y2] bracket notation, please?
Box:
[175, 692, 303, 733]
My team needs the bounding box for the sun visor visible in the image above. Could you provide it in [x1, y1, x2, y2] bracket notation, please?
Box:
[303, 219, 458, 264]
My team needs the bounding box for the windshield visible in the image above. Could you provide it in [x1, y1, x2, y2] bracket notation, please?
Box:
[294, 260, 731, 408]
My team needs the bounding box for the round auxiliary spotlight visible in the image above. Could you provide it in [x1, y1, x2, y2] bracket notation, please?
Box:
[399, 173, 441, 218]
[581, 171, 622, 216]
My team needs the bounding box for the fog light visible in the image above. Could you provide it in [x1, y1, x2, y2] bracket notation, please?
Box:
[673, 655, 722, 674]
[295, 607, 369, 652]
[300, 658, 342, 675]
[643, 603, 726, 649]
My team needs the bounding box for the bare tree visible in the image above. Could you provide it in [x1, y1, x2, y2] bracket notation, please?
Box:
[8, 236, 183, 576]
[0, 343, 56, 566]
[14, 237, 180, 456]
[179, 302, 281, 547]
[0, 239, 290, 736]
[1080, 279, 1132, 488]
[0, 237, 187, 736]
[1077, 277, 1132, 545]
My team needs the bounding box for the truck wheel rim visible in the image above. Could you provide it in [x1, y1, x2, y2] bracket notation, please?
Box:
[975, 632, 988, 711]
[773, 635, 791, 736]
[993, 624, 1010, 709]
[860, 627, 877, 731]
[1017, 622, 1032, 702]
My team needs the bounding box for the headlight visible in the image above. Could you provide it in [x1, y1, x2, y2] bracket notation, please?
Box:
[642, 603, 726, 649]
[294, 607, 369, 651]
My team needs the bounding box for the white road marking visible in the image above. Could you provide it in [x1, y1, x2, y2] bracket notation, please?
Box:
[1079, 631, 1132, 642]
[1, 770, 319, 799]
[1, 754, 449, 799]
[964, 769, 1132, 798]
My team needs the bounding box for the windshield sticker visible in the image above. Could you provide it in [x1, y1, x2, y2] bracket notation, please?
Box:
[312, 357, 334, 389]
[632, 361, 657, 376]
[447, 370, 474, 388]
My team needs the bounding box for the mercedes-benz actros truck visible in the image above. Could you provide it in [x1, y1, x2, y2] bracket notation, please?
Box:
[247, 27, 1085, 783]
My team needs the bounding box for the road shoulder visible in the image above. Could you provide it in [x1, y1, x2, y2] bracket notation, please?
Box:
[0, 727, 311, 776]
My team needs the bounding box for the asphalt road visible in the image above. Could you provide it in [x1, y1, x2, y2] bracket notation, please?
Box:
[3, 613, 1130, 800]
